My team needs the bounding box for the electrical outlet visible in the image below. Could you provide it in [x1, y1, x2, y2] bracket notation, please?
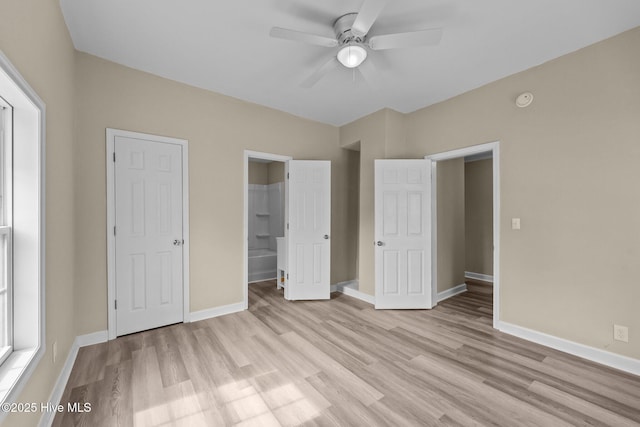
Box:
[53, 341, 57, 364]
[614, 325, 629, 343]
[511, 218, 521, 230]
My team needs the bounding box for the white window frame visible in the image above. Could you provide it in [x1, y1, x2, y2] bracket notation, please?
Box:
[0, 50, 46, 414]
[0, 99, 13, 366]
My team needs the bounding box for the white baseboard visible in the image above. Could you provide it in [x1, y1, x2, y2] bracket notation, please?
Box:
[39, 331, 108, 427]
[331, 280, 375, 305]
[39, 345, 78, 427]
[330, 280, 356, 293]
[248, 277, 276, 284]
[190, 302, 245, 322]
[497, 321, 640, 377]
[465, 271, 494, 283]
[75, 330, 108, 348]
[436, 283, 467, 302]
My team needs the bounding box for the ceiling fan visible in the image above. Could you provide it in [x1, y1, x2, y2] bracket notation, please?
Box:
[269, 0, 443, 87]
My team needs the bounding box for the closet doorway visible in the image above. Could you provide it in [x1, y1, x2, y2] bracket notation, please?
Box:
[427, 141, 500, 327]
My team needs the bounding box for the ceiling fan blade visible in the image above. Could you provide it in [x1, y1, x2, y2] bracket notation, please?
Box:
[352, 0, 387, 37]
[270, 27, 338, 48]
[357, 58, 380, 88]
[301, 57, 340, 88]
[368, 28, 443, 50]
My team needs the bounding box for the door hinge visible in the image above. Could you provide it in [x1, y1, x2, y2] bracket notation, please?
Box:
[286, 274, 289, 280]
[114, 300, 118, 310]
[287, 223, 289, 230]
[287, 172, 289, 179]
[114, 226, 116, 236]
[113, 152, 116, 162]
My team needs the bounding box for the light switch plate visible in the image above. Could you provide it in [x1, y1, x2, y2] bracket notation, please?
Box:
[511, 218, 521, 230]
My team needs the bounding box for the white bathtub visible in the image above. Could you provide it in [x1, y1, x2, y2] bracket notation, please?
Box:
[248, 248, 277, 282]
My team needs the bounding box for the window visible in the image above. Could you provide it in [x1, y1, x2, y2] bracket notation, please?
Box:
[0, 50, 45, 411]
[0, 99, 11, 365]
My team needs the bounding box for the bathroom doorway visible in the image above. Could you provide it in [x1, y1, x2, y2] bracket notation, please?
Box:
[243, 151, 292, 309]
[247, 158, 285, 282]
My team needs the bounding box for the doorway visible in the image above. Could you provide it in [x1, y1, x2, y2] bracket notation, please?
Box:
[427, 141, 500, 327]
[247, 158, 286, 283]
[106, 129, 190, 339]
[464, 152, 494, 300]
[243, 151, 292, 309]
[243, 151, 332, 308]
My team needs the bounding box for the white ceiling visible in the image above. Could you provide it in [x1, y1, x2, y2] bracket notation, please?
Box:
[60, 0, 640, 126]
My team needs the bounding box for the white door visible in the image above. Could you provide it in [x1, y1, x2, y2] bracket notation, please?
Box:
[374, 159, 432, 309]
[286, 160, 331, 300]
[114, 136, 184, 336]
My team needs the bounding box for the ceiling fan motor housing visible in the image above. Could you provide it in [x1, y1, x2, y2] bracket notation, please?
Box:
[334, 13, 365, 45]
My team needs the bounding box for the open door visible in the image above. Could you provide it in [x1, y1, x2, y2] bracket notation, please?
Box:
[285, 160, 331, 300]
[375, 159, 432, 309]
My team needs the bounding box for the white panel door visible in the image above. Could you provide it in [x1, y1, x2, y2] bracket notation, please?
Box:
[115, 136, 184, 335]
[286, 160, 331, 300]
[375, 159, 432, 309]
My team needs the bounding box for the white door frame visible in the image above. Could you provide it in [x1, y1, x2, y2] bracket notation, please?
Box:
[106, 128, 190, 340]
[426, 141, 500, 327]
[243, 150, 292, 309]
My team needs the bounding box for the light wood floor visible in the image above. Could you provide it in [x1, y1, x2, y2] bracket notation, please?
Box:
[54, 281, 640, 426]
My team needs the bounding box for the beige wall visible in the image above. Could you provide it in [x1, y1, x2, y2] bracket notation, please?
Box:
[437, 159, 466, 292]
[339, 109, 388, 295]
[73, 53, 356, 334]
[465, 159, 493, 276]
[267, 161, 285, 184]
[248, 161, 285, 185]
[248, 161, 269, 185]
[403, 27, 640, 359]
[0, 1, 77, 426]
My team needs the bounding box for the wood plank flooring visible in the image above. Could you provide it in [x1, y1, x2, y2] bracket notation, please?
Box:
[53, 281, 640, 426]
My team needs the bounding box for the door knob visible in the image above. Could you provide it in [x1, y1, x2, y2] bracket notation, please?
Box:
[173, 239, 182, 246]
[324, 235, 329, 240]
[376, 241, 384, 246]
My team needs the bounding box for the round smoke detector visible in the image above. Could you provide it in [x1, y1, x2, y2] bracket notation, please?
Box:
[516, 92, 534, 108]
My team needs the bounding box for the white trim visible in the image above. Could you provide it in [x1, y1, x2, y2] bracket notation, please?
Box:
[436, 283, 467, 302]
[243, 150, 292, 310]
[464, 151, 493, 163]
[426, 141, 500, 328]
[0, 49, 46, 413]
[106, 128, 190, 340]
[464, 272, 494, 283]
[39, 344, 77, 427]
[248, 277, 277, 284]
[492, 144, 501, 328]
[429, 160, 438, 307]
[330, 280, 375, 305]
[329, 280, 356, 293]
[497, 321, 640, 377]
[38, 331, 109, 427]
[427, 142, 497, 162]
[190, 302, 245, 323]
[75, 330, 108, 348]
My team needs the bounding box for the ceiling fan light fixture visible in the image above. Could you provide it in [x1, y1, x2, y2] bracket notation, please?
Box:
[337, 44, 367, 68]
